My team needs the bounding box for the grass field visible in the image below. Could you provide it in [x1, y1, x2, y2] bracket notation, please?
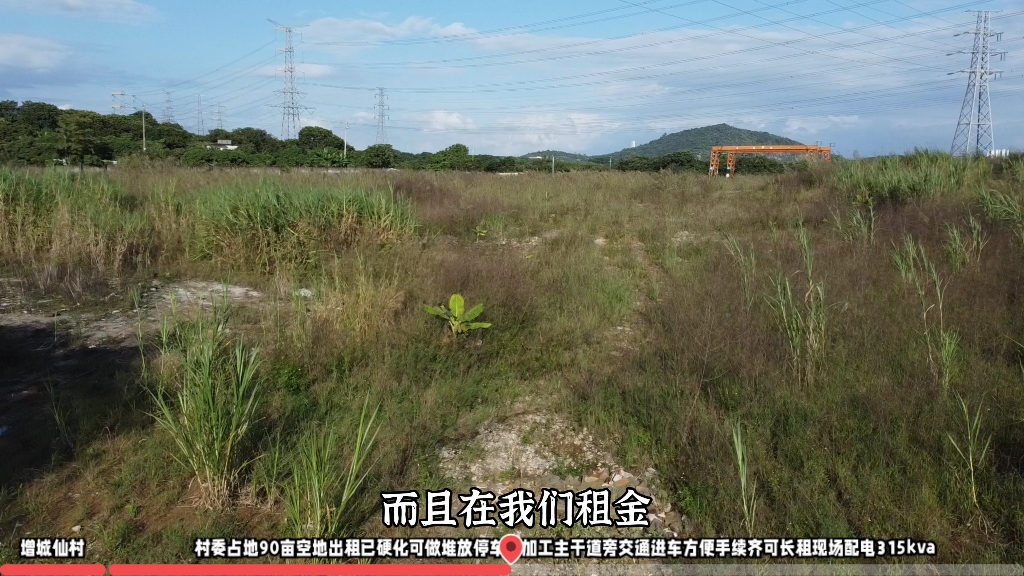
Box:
[0, 152, 1022, 563]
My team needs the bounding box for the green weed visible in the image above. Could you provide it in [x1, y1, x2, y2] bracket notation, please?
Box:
[722, 233, 756, 309]
[285, 397, 381, 538]
[944, 216, 987, 272]
[829, 194, 877, 245]
[946, 392, 992, 511]
[891, 235, 958, 393]
[424, 293, 492, 336]
[150, 301, 264, 508]
[731, 420, 758, 537]
[764, 223, 826, 385]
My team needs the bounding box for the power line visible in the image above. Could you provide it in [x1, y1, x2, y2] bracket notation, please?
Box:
[305, 7, 1022, 95]
[133, 40, 276, 96]
[161, 56, 278, 105]
[308, 0, 986, 71]
[951, 10, 1007, 156]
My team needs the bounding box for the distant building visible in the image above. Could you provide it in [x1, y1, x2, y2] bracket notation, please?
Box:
[987, 149, 1010, 158]
[206, 139, 239, 151]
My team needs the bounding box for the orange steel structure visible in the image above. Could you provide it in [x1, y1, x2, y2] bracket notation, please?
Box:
[708, 145, 831, 176]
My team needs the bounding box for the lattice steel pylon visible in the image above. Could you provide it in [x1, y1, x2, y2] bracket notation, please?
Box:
[950, 11, 1006, 157]
[163, 90, 174, 124]
[269, 20, 312, 140]
[111, 90, 126, 114]
[196, 94, 204, 136]
[375, 88, 389, 145]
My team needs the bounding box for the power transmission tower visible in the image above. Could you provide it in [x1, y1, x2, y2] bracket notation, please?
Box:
[375, 88, 389, 145]
[950, 11, 1006, 157]
[269, 20, 312, 140]
[214, 103, 225, 131]
[163, 91, 174, 124]
[196, 94, 205, 136]
[111, 90, 126, 114]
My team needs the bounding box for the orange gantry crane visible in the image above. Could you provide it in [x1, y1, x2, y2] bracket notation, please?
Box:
[708, 145, 831, 176]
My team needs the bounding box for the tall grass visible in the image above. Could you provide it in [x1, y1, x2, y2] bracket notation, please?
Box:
[978, 188, 1024, 246]
[829, 194, 876, 245]
[731, 420, 758, 536]
[891, 236, 958, 394]
[764, 223, 827, 386]
[831, 151, 989, 203]
[0, 168, 149, 284]
[285, 398, 381, 538]
[150, 300, 264, 508]
[191, 181, 417, 272]
[943, 216, 987, 272]
[722, 233, 756, 309]
[946, 392, 992, 511]
[0, 169, 418, 290]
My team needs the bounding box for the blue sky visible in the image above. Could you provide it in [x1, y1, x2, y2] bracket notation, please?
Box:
[1, 0, 1022, 157]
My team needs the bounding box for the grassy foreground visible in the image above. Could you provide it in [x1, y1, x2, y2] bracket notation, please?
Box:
[0, 153, 1022, 563]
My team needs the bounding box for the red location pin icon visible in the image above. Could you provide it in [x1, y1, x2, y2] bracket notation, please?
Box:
[499, 534, 523, 565]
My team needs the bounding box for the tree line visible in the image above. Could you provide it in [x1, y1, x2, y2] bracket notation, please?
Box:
[0, 100, 790, 174]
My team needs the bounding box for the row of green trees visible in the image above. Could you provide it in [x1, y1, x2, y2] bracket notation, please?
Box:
[0, 100, 788, 174]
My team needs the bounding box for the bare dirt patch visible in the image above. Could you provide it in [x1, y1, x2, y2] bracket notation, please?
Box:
[438, 401, 688, 536]
[0, 277, 271, 488]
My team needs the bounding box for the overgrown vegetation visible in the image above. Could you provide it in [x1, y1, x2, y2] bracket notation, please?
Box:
[2, 101, 806, 174]
[1, 150, 1023, 564]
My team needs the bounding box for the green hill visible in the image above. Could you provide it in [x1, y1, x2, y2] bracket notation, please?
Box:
[608, 124, 803, 159]
[521, 124, 803, 162]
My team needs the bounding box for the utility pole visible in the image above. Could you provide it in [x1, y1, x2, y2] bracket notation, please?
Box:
[343, 122, 349, 161]
[196, 94, 204, 136]
[214, 103, 225, 131]
[950, 10, 1006, 157]
[375, 88, 389, 145]
[131, 95, 147, 152]
[551, 155, 555, 175]
[111, 90, 126, 114]
[270, 20, 312, 140]
[163, 90, 174, 124]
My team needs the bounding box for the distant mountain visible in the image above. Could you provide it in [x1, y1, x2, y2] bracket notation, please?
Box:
[519, 150, 593, 162]
[605, 124, 803, 159]
[519, 125, 802, 162]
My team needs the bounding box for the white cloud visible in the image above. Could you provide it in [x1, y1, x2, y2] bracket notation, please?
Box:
[58, 103, 72, 110]
[300, 116, 331, 129]
[0, 0, 159, 23]
[423, 110, 475, 131]
[296, 63, 333, 78]
[0, 34, 68, 70]
[306, 16, 472, 45]
[786, 115, 861, 133]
